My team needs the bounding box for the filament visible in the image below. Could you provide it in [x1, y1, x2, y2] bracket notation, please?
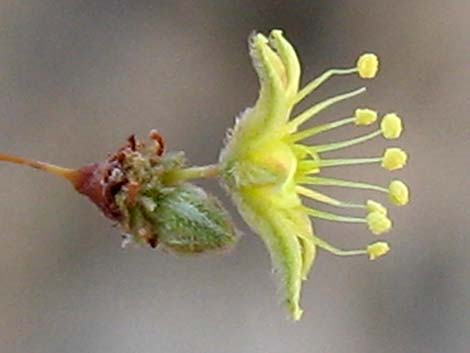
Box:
[288, 87, 366, 131]
[295, 68, 358, 104]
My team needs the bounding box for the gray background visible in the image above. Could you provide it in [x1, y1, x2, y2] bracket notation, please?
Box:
[0, 1, 468, 352]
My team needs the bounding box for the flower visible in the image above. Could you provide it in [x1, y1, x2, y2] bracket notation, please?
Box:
[219, 29, 409, 320]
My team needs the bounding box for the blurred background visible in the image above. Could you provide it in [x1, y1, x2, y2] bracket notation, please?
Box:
[0, 1, 468, 352]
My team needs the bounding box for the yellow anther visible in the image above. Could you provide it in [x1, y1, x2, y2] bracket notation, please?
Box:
[367, 200, 387, 215]
[355, 108, 378, 126]
[357, 53, 379, 79]
[366, 211, 392, 235]
[381, 113, 403, 139]
[389, 180, 409, 206]
[382, 148, 408, 171]
[367, 242, 390, 260]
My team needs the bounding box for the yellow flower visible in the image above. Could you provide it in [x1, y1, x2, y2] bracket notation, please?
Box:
[219, 30, 409, 320]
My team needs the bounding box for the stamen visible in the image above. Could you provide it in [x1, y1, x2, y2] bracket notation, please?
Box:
[299, 177, 406, 211]
[301, 191, 392, 235]
[304, 207, 365, 223]
[301, 156, 382, 170]
[294, 68, 357, 104]
[310, 130, 382, 153]
[297, 176, 388, 193]
[296, 186, 364, 209]
[288, 87, 366, 131]
[313, 235, 367, 257]
[288, 108, 379, 143]
[301, 116, 401, 154]
[288, 117, 355, 142]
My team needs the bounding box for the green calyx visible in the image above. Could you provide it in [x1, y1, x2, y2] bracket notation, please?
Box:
[121, 183, 237, 253]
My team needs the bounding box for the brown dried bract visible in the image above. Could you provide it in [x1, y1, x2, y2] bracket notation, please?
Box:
[73, 132, 166, 222]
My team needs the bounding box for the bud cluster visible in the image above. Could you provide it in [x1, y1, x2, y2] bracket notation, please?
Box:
[74, 131, 237, 252]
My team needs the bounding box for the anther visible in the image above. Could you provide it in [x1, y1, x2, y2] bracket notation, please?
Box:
[357, 53, 379, 79]
[367, 242, 390, 260]
[388, 180, 409, 206]
[366, 211, 392, 235]
[366, 200, 388, 215]
[382, 148, 408, 171]
[381, 113, 403, 139]
[355, 108, 378, 126]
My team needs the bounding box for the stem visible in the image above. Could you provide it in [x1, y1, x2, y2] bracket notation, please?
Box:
[0, 152, 79, 184]
[163, 164, 220, 184]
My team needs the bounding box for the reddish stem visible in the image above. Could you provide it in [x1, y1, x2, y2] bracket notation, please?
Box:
[0, 152, 80, 184]
[0, 152, 124, 221]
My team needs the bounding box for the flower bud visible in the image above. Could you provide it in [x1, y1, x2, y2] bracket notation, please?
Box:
[72, 133, 239, 253]
[152, 184, 238, 253]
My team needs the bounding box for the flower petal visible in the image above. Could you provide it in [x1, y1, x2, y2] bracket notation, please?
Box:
[236, 188, 305, 320]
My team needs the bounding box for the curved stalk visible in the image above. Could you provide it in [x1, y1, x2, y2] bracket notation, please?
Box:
[0, 152, 79, 184]
[163, 164, 220, 184]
